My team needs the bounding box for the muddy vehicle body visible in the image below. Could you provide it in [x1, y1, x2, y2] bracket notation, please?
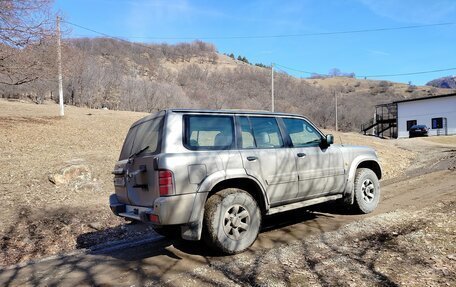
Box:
[110, 109, 381, 254]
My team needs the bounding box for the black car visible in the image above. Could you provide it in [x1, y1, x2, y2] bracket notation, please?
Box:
[409, 124, 429, 138]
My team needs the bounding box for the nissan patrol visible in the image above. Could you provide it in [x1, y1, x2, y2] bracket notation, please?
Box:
[109, 109, 381, 254]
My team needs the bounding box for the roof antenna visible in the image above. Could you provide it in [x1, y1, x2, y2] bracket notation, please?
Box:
[339, 135, 344, 146]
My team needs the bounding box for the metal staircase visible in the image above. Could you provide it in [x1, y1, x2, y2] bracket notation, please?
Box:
[361, 103, 397, 138]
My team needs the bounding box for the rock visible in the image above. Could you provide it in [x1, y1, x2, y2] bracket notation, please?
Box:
[447, 254, 456, 261]
[88, 222, 103, 231]
[73, 182, 100, 193]
[48, 163, 91, 186]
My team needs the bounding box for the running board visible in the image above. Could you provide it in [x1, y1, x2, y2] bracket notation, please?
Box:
[266, 194, 343, 215]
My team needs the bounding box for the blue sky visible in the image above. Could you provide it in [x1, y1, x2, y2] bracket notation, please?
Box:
[55, 0, 456, 85]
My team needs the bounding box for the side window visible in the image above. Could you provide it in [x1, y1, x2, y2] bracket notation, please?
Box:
[249, 117, 284, 148]
[283, 118, 322, 147]
[239, 117, 255, 148]
[184, 115, 234, 150]
[406, 120, 417, 131]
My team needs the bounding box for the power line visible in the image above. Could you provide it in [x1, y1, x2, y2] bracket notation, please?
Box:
[275, 63, 456, 78]
[274, 63, 316, 75]
[360, 68, 456, 78]
[61, 20, 456, 80]
[61, 20, 161, 53]
[62, 20, 454, 40]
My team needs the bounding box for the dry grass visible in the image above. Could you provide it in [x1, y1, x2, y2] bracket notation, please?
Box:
[0, 99, 148, 265]
[421, 135, 456, 145]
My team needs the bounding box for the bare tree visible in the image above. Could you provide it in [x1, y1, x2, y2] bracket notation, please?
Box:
[0, 0, 55, 85]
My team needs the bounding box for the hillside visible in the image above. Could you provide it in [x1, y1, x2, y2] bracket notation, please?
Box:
[427, 75, 456, 89]
[1, 38, 455, 131]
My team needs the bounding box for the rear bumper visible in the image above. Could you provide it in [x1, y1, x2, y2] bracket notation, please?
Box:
[109, 192, 207, 225]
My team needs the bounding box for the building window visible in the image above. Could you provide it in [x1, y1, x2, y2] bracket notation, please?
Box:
[431, 117, 444, 129]
[406, 120, 417, 131]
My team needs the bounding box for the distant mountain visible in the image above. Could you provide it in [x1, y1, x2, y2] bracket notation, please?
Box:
[426, 76, 456, 89]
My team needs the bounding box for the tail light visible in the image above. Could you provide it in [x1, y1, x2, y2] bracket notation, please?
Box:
[159, 170, 174, 196]
[149, 214, 160, 223]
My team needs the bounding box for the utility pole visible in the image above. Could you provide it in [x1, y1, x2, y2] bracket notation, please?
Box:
[335, 90, 338, 132]
[271, 63, 274, 112]
[56, 16, 64, 117]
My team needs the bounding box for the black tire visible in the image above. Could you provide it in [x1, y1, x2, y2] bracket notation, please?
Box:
[203, 188, 261, 254]
[353, 168, 380, 214]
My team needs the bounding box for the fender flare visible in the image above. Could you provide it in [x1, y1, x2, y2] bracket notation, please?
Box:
[344, 155, 382, 204]
[182, 170, 269, 241]
[189, 169, 269, 221]
[347, 155, 382, 182]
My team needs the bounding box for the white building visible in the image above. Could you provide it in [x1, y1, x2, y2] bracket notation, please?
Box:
[396, 93, 456, 138]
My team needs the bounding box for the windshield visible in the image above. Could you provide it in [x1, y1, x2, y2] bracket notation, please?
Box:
[119, 116, 164, 160]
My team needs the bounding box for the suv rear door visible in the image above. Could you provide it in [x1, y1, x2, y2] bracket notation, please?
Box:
[281, 117, 345, 199]
[237, 116, 298, 205]
[113, 114, 164, 206]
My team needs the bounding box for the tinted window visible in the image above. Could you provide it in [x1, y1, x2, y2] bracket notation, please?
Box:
[247, 117, 284, 148]
[406, 120, 417, 131]
[283, 118, 322, 147]
[184, 115, 234, 150]
[432, 117, 443, 129]
[119, 117, 164, 160]
[239, 117, 256, 148]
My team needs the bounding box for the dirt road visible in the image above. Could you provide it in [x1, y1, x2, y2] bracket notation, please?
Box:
[1, 158, 454, 286]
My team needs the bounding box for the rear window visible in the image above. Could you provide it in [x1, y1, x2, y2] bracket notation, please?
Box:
[119, 116, 164, 160]
[184, 115, 234, 150]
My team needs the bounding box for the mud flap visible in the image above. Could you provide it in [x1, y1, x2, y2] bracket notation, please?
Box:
[181, 219, 203, 241]
[343, 181, 355, 205]
[181, 191, 208, 240]
[109, 194, 126, 215]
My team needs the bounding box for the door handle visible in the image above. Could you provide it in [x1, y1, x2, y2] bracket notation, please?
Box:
[247, 156, 258, 161]
[297, 153, 306, 158]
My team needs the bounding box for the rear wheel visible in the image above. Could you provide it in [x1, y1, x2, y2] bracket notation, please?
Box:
[203, 188, 261, 254]
[353, 168, 380, 213]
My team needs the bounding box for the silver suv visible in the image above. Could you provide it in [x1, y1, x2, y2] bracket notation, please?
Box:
[110, 109, 381, 254]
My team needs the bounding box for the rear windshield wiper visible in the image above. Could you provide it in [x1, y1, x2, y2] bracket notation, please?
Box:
[129, 145, 149, 160]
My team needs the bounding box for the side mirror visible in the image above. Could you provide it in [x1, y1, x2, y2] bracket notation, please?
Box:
[325, 134, 334, 145]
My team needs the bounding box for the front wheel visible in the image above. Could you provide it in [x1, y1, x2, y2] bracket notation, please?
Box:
[203, 188, 261, 254]
[353, 168, 380, 214]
